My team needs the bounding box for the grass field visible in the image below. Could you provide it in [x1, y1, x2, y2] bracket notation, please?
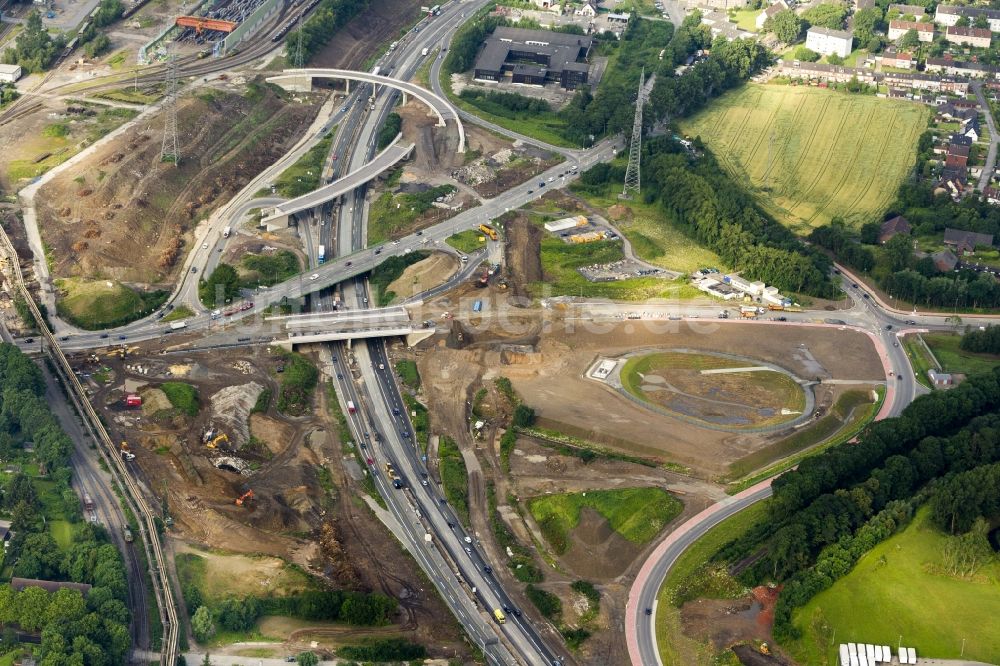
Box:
[48, 519, 72, 549]
[175, 548, 312, 605]
[446, 229, 485, 254]
[160, 382, 199, 416]
[902, 334, 936, 389]
[679, 84, 930, 232]
[161, 305, 194, 323]
[54, 278, 168, 330]
[528, 487, 682, 555]
[264, 134, 334, 198]
[923, 332, 1000, 376]
[576, 194, 725, 274]
[534, 235, 704, 300]
[788, 508, 1000, 664]
[655, 500, 770, 665]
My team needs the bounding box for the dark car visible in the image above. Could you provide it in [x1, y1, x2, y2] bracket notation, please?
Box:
[416, 230, 423, 236]
[645, 608, 653, 616]
[99, 333, 109, 339]
[539, 182, 545, 187]
[346, 261, 352, 267]
[777, 316, 787, 321]
[905, 319, 916, 325]
[191, 266, 197, 273]
[862, 293, 870, 299]
[527, 189, 533, 194]
[375, 248, 382, 254]
[24, 337, 34, 343]
[851, 283, 858, 288]
[512, 608, 521, 617]
[885, 324, 893, 330]
[484, 565, 492, 574]
[897, 375, 903, 380]
[118, 335, 127, 340]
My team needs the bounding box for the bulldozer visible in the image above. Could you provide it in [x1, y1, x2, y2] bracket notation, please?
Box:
[206, 433, 229, 449]
[235, 489, 254, 506]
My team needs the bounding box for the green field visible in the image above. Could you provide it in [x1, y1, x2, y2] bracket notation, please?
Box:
[54, 278, 168, 330]
[48, 520, 72, 549]
[679, 84, 930, 232]
[788, 508, 1000, 664]
[576, 194, 725, 274]
[535, 234, 704, 301]
[528, 487, 682, 555]
[924, 332, 1000, 376]
[445, 229, 486, 254]
[160, 382, 199, 416]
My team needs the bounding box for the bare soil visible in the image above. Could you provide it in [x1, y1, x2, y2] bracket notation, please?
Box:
[78, 341, 470, 659]
[34, 84, 319, 285]
[504, 215, 542, 301]
[311, 0, 424, 70]
[681, 586, 792, 664]
[386, 251, 458, 300]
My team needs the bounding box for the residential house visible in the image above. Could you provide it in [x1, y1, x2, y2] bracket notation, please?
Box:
[882, 71, 968, 94]
[682, 0, 749, 10]
[946, 151, 969, 168]
[931, 249, 960, 271]
[880, 48, 913, 69]
[756, 0, 788, 30]
[944, 228, 994, 253]
[805, 26, 854, 58]
[984, 186, 1000, 204]
[888, 20, 935, 42]
[880, 215, 912, 243]
[11, 578, 92, 596]
[935, 4, 1000, 33]
[575, 0, 598, 17]
[940, 167, 969, 198]
[946, 26, 992, 48]
[928, 369, 955, 386]
[889, 4, 926, 18]
[925, 57, 993, 78]
[963, 118, 981, 142]
[950, 133, 973, 147]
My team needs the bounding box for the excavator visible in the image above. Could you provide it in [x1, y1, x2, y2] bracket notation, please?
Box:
[235, 489, 254, 506]
[206, 433, 229, 449]
[120, 441, 135, 461]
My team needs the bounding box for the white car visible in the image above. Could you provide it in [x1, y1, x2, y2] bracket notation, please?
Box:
[310, 273, 320, 280]
[202, 243, 209, 249]
[464, 536, 472, 544]
[548, 176, 555, 182]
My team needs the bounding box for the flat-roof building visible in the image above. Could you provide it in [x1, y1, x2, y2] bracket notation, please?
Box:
[0, 63, 22, 83]
[474, 27, 593, 90]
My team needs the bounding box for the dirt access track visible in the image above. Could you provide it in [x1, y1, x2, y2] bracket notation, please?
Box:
[418, 319, 882, 478]
[34, 83, 320, 285]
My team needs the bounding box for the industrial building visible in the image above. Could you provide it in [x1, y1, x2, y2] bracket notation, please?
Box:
[0, 63, 23, 83]
[473, 27, 593, 90]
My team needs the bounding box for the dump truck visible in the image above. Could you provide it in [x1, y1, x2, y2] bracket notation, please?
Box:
[478, 223, 499, 241]
[493, 609, 506, 624]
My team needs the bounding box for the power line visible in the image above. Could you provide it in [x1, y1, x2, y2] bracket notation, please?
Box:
[160, 52, 179, 166]
[621, 67, 645, 199]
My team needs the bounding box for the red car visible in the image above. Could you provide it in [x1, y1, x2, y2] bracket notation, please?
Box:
[240, 301, 254, 311]
[366, 457, 374, 466]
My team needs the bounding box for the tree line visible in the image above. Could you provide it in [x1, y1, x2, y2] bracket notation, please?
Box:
[960, 325, 1000, 354]
[713, 369, 1000, 639]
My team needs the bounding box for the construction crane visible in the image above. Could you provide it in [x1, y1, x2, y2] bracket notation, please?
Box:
[174, 16, 238, 34]
[235, 489, 254, 506]
[206, 433, 229, 449]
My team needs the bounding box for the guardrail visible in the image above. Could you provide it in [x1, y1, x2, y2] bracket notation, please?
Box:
[0, 226, 178, 666]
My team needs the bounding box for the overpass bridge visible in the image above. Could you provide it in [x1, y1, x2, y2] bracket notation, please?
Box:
[262, 138, 414, 230]
[268, 305, 434, 348]
[266, 68, 465, 153]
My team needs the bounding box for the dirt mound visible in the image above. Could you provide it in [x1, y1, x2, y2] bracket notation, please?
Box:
[209, 381, 264, 446]
[559, 507, 640, 579]
[35, 84, 319, 284]
[503, 215, 542, 302]
[250, 414, 295, 455]
[386, 251, 458, 301]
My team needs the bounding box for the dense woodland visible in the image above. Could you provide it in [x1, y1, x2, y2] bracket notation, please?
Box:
[959, 324, 1000, 354]
[714, 369, 1000, 639]
[0, 344, 131, 663]
[288, 0, 369, 64]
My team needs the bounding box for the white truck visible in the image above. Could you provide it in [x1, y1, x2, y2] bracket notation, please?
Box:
[421, 47, 429, 56]
[223, 226, 231, 238]
[169, 321, 187, 330]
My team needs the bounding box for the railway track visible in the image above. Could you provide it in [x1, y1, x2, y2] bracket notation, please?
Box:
[0, 225, 179, 666]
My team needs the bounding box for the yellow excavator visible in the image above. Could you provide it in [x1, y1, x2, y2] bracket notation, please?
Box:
[206, 433, 229, 449]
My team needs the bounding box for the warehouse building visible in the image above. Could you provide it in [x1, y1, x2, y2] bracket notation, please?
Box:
[473, 27, 593, 89]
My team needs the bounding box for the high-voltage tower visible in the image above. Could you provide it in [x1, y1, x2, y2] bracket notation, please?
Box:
[621, 67, 645, 199]
[293, 13, 304, 67]
[160, 54, 180, 165]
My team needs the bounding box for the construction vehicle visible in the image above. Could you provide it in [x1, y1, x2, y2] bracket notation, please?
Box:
[120, 441, 135, 461]
[476, 270, 490, 288]
[384, 462, 403, 489]
[123, 526, 134, 543]
[478, 223, 499, 241]
[759, 642, 770, 656]
[206, 433, 229, 449]
[493, 609, 506, 624]
[235, 489, 254, 506]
